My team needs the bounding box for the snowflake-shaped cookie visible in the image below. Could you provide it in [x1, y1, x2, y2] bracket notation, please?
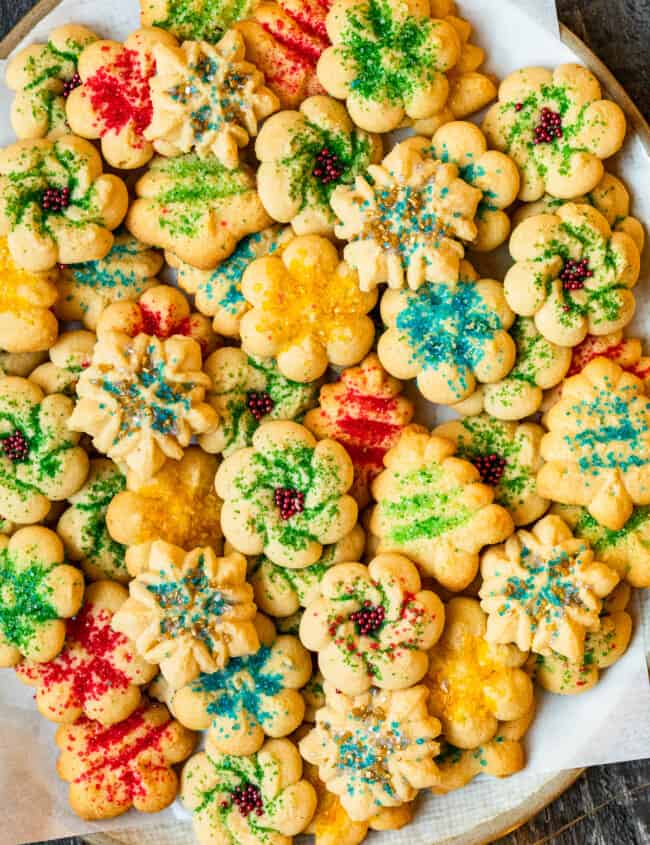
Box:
[0, 526, 84, 666]
[239, 234, 376, 383]
[112, 542, 259, 690]
[199, 347, 319, 457]
[369, 428, 514, 591]
[537, 357, 650, 530]
[29, 330, 96, 397]
[504, 202, 641, 347]
[300, 553, 445, 695]
[216, 420, 358, 568]
[483, 63, 627, 201]
[480, 514, 620, 661]
[0, 135, 128, 272]
[378, 261, 515, 405]
[317, 0, 461, 132]
[300, 681, 441, 821]
[142, 0, 256, 42]
[256, 95, 382, 236]
[331, 137, 482, 291]
[56, 701, 196, 820]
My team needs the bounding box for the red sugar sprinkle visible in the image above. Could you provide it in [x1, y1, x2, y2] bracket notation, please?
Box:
[138, 302, 191, 339]
[569, 337, 627, 376]
[85, 48, 154, 138]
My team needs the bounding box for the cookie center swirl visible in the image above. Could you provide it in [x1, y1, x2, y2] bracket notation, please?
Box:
[42, 187, 70, 212]
[349, 601, 386, 635]
[2, 430, 30, 462]
[246, 390, 274, 421]
[560, 258, 593, 291]
[228, 783, 264, 817]
[274, 487, 305, 520]
[312, 148, 344, 184]
[335, 703, 410, 785]
[147, 563, 226, 640]
[473, 453, 507, 486]
[533, 107, 563, 144]
[363, 184, 449, 257]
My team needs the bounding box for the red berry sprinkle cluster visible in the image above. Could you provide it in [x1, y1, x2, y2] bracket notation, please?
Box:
[533, 107, 563, 144]
[560, 258, 593, 290]
[274, 487, 305, 520]
[246, 391, 275, 421]
[227, 783, 264, 817]
[474, 453, 507, 486]
[2, 430, 29, 462]
[42, 187, 71, 212]
[350, 601, 386, 635]
[62, 72, 82, 97]
[312, 148, 344, 184]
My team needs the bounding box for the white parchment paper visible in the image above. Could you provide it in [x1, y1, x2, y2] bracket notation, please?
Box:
[1, 1, 649, 843]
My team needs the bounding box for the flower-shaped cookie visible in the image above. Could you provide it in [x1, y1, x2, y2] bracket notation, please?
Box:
[112, 542, 259, 689]
[216, 421, 358, 568]
[6, 24, 98, 139]
[256, 95, 382, 236]
[480, 514, 620, 661]
[65, 28, 179, 169]
[504, 203, 641, 347]
[300, 554, 445, 695]
[16, 580, 156, 725]
[332, 137, 482, 291]
[68, 329, 217, 482]
[0, 376, 89, 524]
[163, 614, 312, 754]
[482, 63, 627, 201]
[317, 0, 461, 132]
[538, 357, 650, 531]
[434, 415, 548, 526]
[240, 235, 376, 383]
[57, 458, 128, 583]
[55, 230, 163, 330]
[199, 347, 320, 458]
[0, 135, 128, 272]
[0, 526, 84, 666]
[126, 153, 270, 270]
[251, 524, 366, 619]
[182, 737, 317, 845]
[304, 355, 415, 509]
[378, 261, 515, 405]
[142, 0, 256, 40]
[56, 701, 196, 820]
[426, 598, 534, 748]
[106, 447, 223, 577]
[369, 428, 514, 590]
[429, 121, 520, 251]
[300, 682, 441, 821]
[146, 31, 279, 167]
[29, 330, 96, 397]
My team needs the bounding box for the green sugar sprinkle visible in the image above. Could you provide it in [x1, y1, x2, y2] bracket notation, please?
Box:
[0, 546, 58, 649]
[151, 0, 253, 41]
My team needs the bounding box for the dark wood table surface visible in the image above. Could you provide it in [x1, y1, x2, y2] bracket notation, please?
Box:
[1, 0, 649, 843]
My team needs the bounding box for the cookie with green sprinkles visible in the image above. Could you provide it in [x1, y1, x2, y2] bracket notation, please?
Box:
[483, 63, 627, 201]
[182, 736, 317, 845]
[29, 330, 96, 398]
[0, 525, 84, 666]
[141, 0, 255, 42]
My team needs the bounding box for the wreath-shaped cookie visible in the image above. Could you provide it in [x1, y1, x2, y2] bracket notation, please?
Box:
[317, 0, 461, 132]
[141, 0, 255, 41]
[331, 137, 483, 291]
[504, 202, 641, 347]
[369, 428, 514, 590]
[0, 526, 84, 666]
[0, 135, 128, 272]
[29, 330, 96, 397]
[482, 63, 627, 201]
[256, 95, 382, 236]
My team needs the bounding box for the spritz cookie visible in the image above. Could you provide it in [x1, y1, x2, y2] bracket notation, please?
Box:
[369, 428, 514, 590]
[482, 63, 627, 201]
[0, 350, 48, 378]
[199, 347, 319, 457]
[317, 0, 461, 132]
[0, 376, 89, 525]
[537, 357, 650, 530]
[6, 24, 98, 139]
[300, 553, 444, 695]
[141, 0, 255, 41]
[256, 95, 382, 236]
[304, 355, 415, 508]
[216, 420, 358, 568]
[331, 137, 482, 291]
[56, 700, 196, 820]
[480, 514, 620, 661]
[0, 526, 84, 667]
[378, 261, 515, 405]
[182, 737, 317, 845]
[29, 330, 96, 397]
[65, 28, 179, 169]
[0, 135, 128, 272]
[126, 153, 271, 270]
[16, 580, 156, 725]
[504, 203, 641, 347]
[300, 681, 441, 821]
[239, 235, 376, 382]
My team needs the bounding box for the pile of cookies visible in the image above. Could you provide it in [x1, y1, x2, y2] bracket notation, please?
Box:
[0, 0, 646, 841]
